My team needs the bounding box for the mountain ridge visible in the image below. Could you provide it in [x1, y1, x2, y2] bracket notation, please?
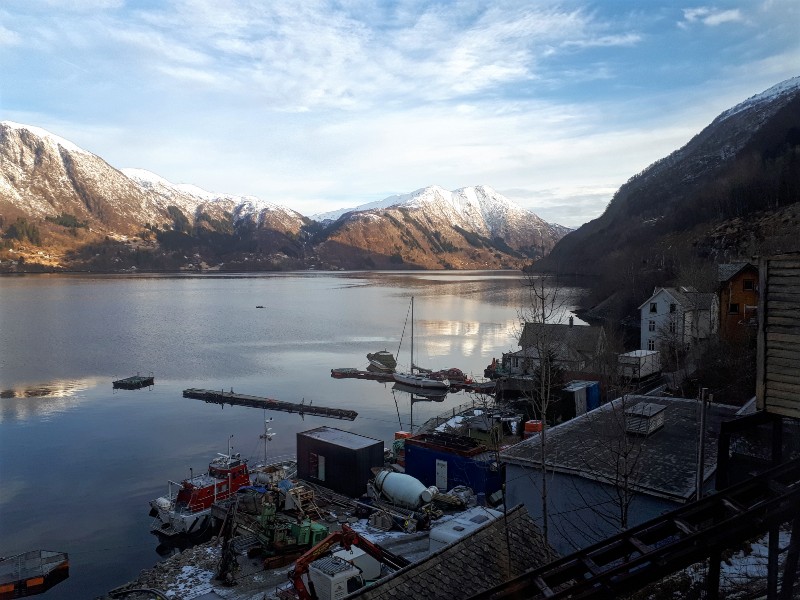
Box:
[539, 75, 800, 319]
[0, 122, 565, 271]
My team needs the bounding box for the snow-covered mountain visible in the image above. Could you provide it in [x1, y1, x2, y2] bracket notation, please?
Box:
[313, 185, 569, 269]
[0, 121, 308, 239]
[0, 121, 566, 270]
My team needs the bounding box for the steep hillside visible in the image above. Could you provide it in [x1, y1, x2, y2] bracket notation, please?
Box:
[539, 77, 800, 316]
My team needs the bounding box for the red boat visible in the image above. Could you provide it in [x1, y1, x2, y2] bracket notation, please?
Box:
[149, 451, 251, 539]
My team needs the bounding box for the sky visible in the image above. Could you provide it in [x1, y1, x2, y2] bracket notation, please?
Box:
[1, 1, 798, 227]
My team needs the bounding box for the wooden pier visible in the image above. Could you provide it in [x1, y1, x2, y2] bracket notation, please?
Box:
[113, 374, 154, 390]
[182, 388, 358, 421]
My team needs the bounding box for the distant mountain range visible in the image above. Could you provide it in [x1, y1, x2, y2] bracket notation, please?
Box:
[0, 122, 568, 271]
[3, 76, 798, 277]
[539, 76, 800, 319]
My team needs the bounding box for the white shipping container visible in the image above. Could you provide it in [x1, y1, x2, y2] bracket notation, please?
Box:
[618, 350, 661, 380]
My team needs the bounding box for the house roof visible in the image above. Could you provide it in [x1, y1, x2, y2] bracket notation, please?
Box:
[638, 287, 715, 312]
[718, 262, 757, 283]
[349, 505, 556, 600]
[511, 323, 605, 367]
[518, 323, 605, 354]
[500, 395, 741, 502]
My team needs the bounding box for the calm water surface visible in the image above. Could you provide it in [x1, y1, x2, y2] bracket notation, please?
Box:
[0, 271, 581, 599]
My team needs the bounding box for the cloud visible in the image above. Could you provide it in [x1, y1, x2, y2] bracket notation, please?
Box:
[0, 23, 22, 46]
[680, 7, 744, 27]
[42, 0, 123, 9]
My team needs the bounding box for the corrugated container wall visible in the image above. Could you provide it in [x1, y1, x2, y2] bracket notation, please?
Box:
[296, 427, 385, 498]
[404, 442, 502, 497]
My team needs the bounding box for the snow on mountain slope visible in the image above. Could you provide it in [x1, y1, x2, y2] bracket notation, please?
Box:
[1, 121, 158, 229]
[121, 167, 306, 233]
[313, 184, 564, 241]
[716, 76, 800, 124]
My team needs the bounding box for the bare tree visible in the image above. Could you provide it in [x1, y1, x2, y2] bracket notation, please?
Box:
[516, 273, 571, 545]
[552, 338, 646, 552]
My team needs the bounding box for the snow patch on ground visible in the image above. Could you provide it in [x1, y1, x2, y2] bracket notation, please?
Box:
[163, 565, 215, 599]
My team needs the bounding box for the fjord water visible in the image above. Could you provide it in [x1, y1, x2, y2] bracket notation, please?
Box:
[0, 271, 580, 599]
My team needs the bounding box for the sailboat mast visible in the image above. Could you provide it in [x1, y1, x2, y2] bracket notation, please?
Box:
[410, 296, 414, 374]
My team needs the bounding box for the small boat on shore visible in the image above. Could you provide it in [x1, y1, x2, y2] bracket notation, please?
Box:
[367, 350, 397, 372]
[149, 450, 251, 540]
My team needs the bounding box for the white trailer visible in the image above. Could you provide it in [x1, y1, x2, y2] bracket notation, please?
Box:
[618, 350, 661, 381]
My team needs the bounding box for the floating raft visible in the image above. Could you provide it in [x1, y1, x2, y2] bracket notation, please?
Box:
[330, 368, 394, 382]
[112, 374, 154, 390]
[183, 388, 358, 421]
[0, 550, 69, 599]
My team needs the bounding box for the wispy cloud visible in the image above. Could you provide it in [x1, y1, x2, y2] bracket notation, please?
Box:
[0, 23, 22, 45]
[680, 7, 744, 27]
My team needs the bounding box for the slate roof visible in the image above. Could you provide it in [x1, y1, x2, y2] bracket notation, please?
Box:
[639, 287, 715, 312]
[349, 505, 556, 600]
[500, 396, 742, 502]
[514, 323, 606, 367]
[718, 262, 756, 283]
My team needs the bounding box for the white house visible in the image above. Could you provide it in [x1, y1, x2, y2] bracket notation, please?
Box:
[639, 286, 718, 352]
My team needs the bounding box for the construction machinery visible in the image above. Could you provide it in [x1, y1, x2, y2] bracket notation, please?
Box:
[287, 523, 410, 600]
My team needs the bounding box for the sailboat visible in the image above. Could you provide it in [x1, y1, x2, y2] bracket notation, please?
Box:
[392, 297, 450, 391]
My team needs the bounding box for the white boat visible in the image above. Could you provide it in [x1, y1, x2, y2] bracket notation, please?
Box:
[392, 297, 449, 391]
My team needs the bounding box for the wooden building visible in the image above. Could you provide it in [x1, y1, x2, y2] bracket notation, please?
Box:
[718, 262, 759, 341]
[756, 253, 800, 419]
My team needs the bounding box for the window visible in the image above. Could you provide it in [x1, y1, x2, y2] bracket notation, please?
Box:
[669, 320, 676, 333]
[648, 320, 655, 332]
[649, 302, 657, 313]
[669, 303, 676, 313]
[647, 339, 655, 351]
[743, 280, 755, 291]
[729, 303, 740, 314]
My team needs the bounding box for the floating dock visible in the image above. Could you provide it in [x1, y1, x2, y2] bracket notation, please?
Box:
[330, 368, 394, 382]
[113, 374, 154, 390]
[331, 368, 495, 394]
[183, 388, 358, 421]
[0, 550, 69, 599]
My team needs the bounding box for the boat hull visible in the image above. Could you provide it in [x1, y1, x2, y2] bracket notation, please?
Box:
[149, 503, 214, 539]
[392, 372, 449, 390]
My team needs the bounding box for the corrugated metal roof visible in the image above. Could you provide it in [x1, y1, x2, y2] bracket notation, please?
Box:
[299, 426, 382, 450]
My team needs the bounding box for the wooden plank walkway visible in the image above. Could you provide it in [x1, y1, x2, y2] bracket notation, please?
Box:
[182, 388, 358, 421]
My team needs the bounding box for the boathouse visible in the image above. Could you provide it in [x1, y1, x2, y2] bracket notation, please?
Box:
[296, 427, 384, 498]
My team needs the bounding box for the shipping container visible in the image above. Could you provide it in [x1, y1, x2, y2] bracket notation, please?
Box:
[296, 427, 384, 498]
[404, 432, 502, 497]
[618, 350, 661, 381]
[560, 380, 601, 420]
